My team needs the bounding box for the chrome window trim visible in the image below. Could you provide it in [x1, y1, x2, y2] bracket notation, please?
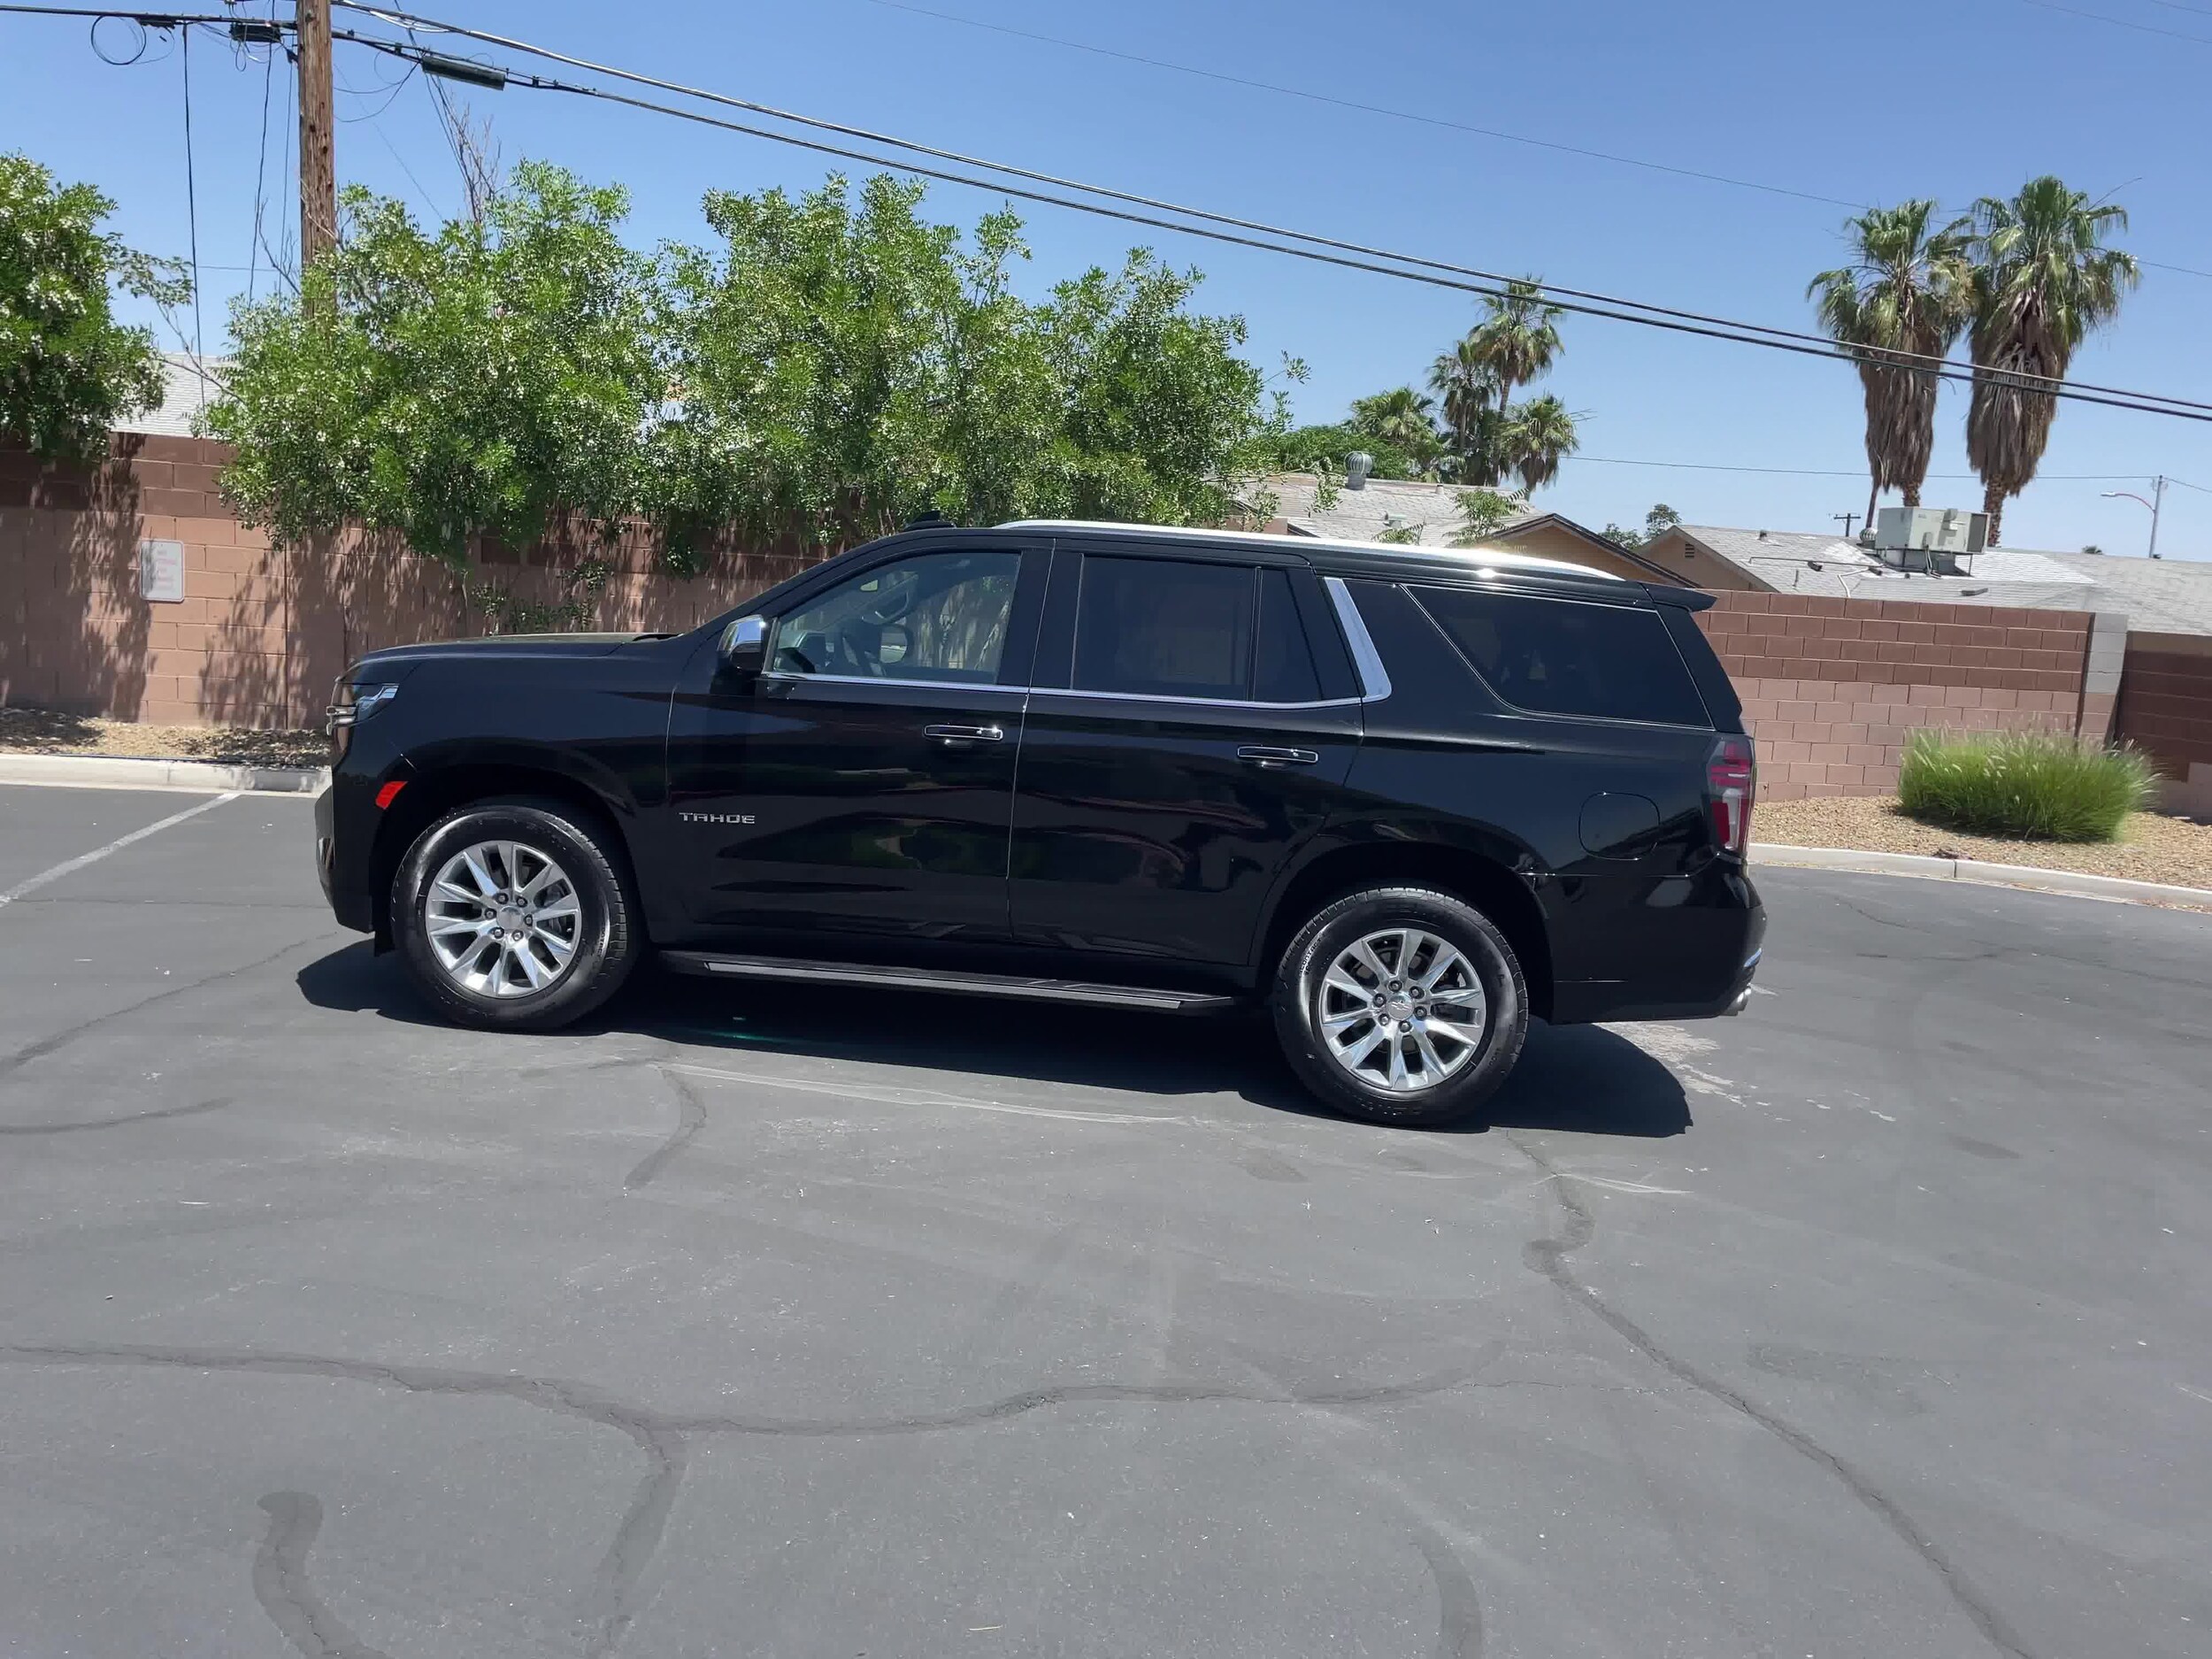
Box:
[762, 670, 1026, 695]
[1038, 686, 1360, 711]
[1324, 576, 1394, 703]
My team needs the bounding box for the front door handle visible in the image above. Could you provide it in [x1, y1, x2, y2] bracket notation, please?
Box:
[1237, 745, 1321, 768]
[925, 723, 1006, 744]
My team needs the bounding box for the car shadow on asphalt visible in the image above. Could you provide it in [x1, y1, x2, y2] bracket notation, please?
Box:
[296, 944, 1691, 1139]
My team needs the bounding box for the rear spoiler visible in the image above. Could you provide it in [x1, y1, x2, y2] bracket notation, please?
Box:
[1640, 583, 1715, 611]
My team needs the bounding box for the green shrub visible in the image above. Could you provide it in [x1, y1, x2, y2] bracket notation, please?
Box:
[1898, 730, 2155, 842]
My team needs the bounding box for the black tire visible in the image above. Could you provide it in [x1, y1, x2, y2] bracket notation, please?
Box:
[390, 796, 641, 1033]
[1271, 885, 1528, 1128]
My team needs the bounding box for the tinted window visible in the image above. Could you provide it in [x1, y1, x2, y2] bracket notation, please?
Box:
[1254, 568, 1323, 703]
[772, 551, 1019, 683]
[1074, 557, 1255, 699]
[1413, 587, 1710, 726]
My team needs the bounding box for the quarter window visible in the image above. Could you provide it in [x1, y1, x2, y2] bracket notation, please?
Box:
[772, 551, 1019, 684]
[1073, 556, 1255, 700]
[1412, 587, 1710, 726]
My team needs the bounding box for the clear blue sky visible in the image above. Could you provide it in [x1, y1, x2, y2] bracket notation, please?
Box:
[7, 0, 2209, 557]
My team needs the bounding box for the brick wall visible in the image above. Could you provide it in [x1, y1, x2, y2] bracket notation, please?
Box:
[1692, 591, 2102, 800]
[1, 436, 819, 728]
[2114, 630, 2212, 818]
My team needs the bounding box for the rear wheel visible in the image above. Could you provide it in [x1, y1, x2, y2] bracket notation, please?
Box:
[391, 798, 640, 1031]
[1271, 886, 1527, 1128]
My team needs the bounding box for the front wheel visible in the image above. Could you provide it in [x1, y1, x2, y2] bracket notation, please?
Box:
[391, 798, 640, 1032]
[1271, 886, 1528, 1128]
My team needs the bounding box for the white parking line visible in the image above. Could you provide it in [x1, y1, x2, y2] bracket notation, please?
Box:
[0, 792, 240, 907]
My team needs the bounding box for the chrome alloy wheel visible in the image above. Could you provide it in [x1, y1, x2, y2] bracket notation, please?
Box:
[1315, 927, 1489, 1093]
[423, 840, 583, 997]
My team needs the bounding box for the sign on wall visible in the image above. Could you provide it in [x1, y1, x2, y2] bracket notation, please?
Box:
[139, 539, 185, 603]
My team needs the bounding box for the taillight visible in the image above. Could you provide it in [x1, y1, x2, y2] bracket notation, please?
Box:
[1707, 734, 1755, 856]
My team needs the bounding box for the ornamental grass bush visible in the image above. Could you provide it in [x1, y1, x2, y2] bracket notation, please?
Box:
[1897, 730, 2156, 843]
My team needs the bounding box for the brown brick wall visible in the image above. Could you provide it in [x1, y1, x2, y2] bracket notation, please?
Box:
[1692, 590, 2098, 801]
[1, 436, 822, 728]
[2113, 631, 2212, 781]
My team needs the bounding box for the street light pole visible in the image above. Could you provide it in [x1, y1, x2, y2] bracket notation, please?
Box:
[2101, 476, 2167, 559]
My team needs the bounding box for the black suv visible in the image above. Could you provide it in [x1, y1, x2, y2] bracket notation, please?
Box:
[316, 521, 1763, 1126]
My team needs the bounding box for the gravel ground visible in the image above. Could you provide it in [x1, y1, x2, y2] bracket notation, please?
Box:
[0, 706, 326, 768]
[1757, 793, 2212, 889]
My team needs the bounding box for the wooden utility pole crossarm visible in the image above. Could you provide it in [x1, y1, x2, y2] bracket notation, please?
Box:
[296, 0, 336, 269]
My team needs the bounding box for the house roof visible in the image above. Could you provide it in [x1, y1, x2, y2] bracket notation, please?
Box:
[1260, 472, 1679, 580]
[1671, 521, 2212, 634]
[118, 353, 223, 438]
[2039, 550, 2212, 636]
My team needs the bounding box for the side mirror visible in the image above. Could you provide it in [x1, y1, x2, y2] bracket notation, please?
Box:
[719, 614, 769, 675]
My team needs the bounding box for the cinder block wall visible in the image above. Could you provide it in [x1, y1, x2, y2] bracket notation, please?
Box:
[1692, 592, 2100, 800]
[1, 436, 815, 728]
[2114, 630, 2212, 818]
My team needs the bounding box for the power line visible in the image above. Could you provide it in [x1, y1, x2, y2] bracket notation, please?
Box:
[1573, 456, 2152, 480]
[179, 19, 206, 405]
[849, 0, 1864, 212]
[245, 0, 275, 303]
[854, 0, 2212, 282]
[2008, 0, 2212, 43]
[327, 7, 2212, 423]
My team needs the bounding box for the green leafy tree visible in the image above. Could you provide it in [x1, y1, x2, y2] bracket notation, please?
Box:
[1, 153, 189, 463]
[1350, 387, 1443, 476]
[1601, 504, 1680, 551]
[1427, 335, 1497, 477]
[1809, 200, 1975, 532]
[211, 163, 664, 566]
[1966, 176, 2139, 546]
[1451, 487, 1518, 546]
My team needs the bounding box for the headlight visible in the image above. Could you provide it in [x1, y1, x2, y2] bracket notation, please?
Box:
[326, 681, 398, 757]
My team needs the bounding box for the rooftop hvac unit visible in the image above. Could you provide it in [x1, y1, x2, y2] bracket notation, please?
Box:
[1873, 506, 1988, 573]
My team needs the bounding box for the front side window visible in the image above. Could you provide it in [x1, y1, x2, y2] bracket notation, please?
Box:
[1413, 586, 1711, 726]
[772, 551, 1019, 683]
[1073, 556, 1256, 700]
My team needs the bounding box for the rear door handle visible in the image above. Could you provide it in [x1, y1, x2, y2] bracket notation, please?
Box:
[1237, 745, 1321, 768]
[925, 723, 1006, 744]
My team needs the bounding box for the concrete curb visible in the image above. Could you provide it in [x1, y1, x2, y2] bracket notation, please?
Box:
[1752, 841, 2212, 910]
[0, 751, 326, 795]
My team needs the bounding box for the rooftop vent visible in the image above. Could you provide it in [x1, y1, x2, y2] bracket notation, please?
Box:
[1344, 452, 1372, 492]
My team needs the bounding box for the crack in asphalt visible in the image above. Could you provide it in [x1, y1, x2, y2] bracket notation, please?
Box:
[0, 933, 339, 1079]
[621, 1068, 708, 1192]
[1506, 1133, 2038, 1659]
[0, 1342, 1474, 1655]
[254, 1492, 395, 1659]
[0, 1095, 231, 1134]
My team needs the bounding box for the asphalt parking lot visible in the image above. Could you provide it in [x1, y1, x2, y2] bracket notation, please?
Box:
[1, 781, 2207, 1659]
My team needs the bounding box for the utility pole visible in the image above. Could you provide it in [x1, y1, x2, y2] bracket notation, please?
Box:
[296, 0, 336, 270]
[1833, 511, 1859, 540]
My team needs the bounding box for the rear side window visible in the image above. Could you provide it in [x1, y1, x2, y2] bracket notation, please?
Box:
[1412, 587, 1710, 726]
[1254, 568, 1323, 703]
[1075, 556, 1254, 699]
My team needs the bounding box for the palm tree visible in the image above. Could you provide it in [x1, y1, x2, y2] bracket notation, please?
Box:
[1808, 200, 1974, 534]
[1351, 386, 1443, 474]
[1966, 176, 2139, 545]
[1473, 278, 1563, 414]
[1428, 336, 1499, 481]
[1497, 395, 1578, 494]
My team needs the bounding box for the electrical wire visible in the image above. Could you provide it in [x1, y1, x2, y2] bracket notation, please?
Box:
[2008, 0, 2212, 43]
[326, 15, 2212, 425]
[1571, 456, 2150, 480]
[849, 0, 1865, 211]
[327, 4, 2212, 415]
[245, 0, 275, 302]
[180, 19, 206, 406]
[337, 59, 414, 119]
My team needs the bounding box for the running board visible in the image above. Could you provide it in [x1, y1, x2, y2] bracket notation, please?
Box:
[658, 951, 1239, 1014]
